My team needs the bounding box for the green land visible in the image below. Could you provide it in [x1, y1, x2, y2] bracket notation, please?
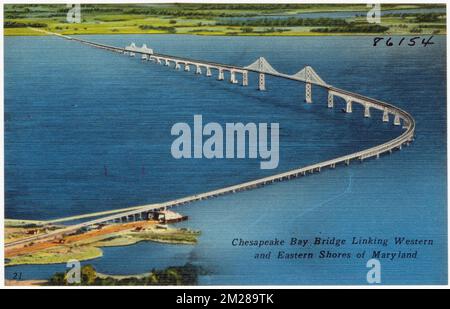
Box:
[46, 263, 203, 286]
[4, 3, 446, 36]
[6, 225, 200, 266]
[7, 263, 204, 286]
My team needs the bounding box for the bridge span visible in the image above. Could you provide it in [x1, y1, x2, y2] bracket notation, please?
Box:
[6, 31, 416, 250]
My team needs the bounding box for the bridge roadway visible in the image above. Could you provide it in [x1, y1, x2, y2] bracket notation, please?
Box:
[5, 31, 416, 250]
[68, 35, 329, 87]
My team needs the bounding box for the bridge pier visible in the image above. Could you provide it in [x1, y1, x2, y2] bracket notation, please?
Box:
[206, 66, 212, 77]
[305, 83, 312, 103]
[259, 73, 266, 91]
[394, 114, 401, 126]
[141, 54, 148, 61]
[196, 65, 202, 75]
[364, 105, 371, 118]
[184, 64, 190, 72]
[345, 98, 352, 113]
[242, 71, 248, 86]
[130, 52, 135, 57]
[327, 92, 334, 108]
[218, 68, 224, 81]
[165, 59, 170, 66]
[175, 62, 180, 70]
[383, 108, 389, 122]
[230, 70, 238, 84]
[157, 58, 162, 64]
[345, 159, 350, 166]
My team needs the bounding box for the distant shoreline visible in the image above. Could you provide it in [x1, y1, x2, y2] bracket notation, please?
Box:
[4, 32, 446, 37]
[4, 3, 446, 37]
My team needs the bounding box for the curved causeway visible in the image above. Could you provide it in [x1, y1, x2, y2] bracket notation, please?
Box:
[5, 32, 416, 248]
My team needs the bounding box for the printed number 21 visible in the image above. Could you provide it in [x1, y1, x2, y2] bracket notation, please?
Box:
[13, 272, 23, 280]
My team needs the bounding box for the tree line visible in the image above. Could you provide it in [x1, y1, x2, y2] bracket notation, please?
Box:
[4, 21, 48, 28]
[311, 24, 389, 33]
[47, 263, 202, 286]
[216, 17, 348, 27]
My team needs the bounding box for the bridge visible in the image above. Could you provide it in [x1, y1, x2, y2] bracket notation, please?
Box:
[6, 31, 416, 250]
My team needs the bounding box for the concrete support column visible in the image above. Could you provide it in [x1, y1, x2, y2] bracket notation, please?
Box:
[305, 82, 312, 103]
[383, 108, 389, 122]
[175, 62, 180, 70]
[327, 92, 334, 108]
[206, 66, 212, 77]
[259, 73, 266, 91]
[195, 65, 202, 75]
[394, 114, 401, 126]
[242, 71, 248, 86]
[345, 98, 352, 113]
[165, 59, 170, 66]
[157, 58, 161, 64]
[364, 105, 371, 118]
[345, 159, 350, 166]
[230, 70, 238, 84]
[142, 54, 148, 60]
[218, 68, 224, 81]
[130, 52, 135, 57]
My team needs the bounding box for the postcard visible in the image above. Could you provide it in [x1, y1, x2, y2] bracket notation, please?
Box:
[2, 2, 447, 287]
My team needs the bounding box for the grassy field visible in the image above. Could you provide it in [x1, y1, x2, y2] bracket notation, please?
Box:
[4, 3, 446, 36]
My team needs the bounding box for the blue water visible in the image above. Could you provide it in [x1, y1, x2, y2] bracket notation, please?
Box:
[4, 34, 447, 284]
[222, 7, 446, 21]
